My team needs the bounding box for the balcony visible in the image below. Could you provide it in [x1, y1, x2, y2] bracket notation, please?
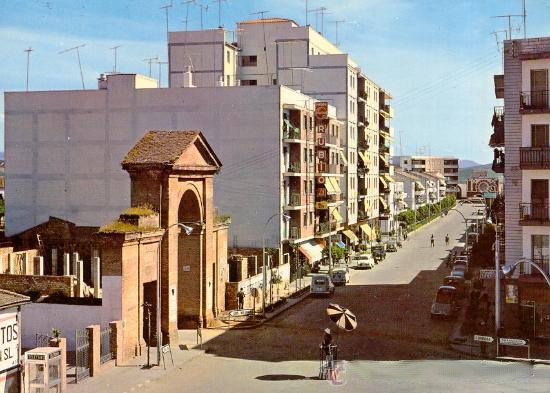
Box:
[489, 106, 504, 148]
[519, 147, 550, 169]
[316, 221, 330, 235]
[358, 140, 370, 150]
[284, 161, 302, 174]
[519, 203, 550, 225]
[290, 226, 301, 240]
[492, 149, 505, 174]
[494, 74, 504, 99]
[357, 167, 369, 177]
[379, 144, 390, 154]
[520, 91, 550, 113]
[326, 133, 339, 146]
[518, 258, 550, 282]
[289, 193, 302, 207]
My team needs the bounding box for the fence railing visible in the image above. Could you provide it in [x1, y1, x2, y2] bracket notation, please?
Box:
[519, 203, 550, 222]
[100, 327, 113, 364]
[519, 147, 550, 169]
[520, 90, 550, 110]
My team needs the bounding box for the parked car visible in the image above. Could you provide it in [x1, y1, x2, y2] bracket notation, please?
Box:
[331, 268, 350, 285]
[386, 241, 398, 252]
[371, 245, 386, 261]
[450, 267, 465, 278]
[443, 275, 467, 298]
[353, 254, 375, 269]
[310, 274, 335, 295]
[430, 286, 460, 318]
[453, 260, 468, 272]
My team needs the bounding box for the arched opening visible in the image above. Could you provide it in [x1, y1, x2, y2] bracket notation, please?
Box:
[177, 189, 202, 328]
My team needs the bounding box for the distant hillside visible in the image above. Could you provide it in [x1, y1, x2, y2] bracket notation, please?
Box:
[458, 164, 502, 183]
[459, 160, 479, 168]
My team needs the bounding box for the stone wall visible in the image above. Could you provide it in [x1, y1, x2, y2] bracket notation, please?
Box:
[0, 274, 74, 297]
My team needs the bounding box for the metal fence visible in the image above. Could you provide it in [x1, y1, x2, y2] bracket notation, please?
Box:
[100, 327, 114, 364]
[75, 328, 90, 382]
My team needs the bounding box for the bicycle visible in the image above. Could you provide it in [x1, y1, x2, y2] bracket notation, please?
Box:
[319, 344, 338, 380]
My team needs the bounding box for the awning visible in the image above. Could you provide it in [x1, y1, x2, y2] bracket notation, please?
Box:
[379, 177, 388, 188]
[327, 177, 341, 194]
[298, 240, 324, 263]
[398, 200, 409, 208]
[339, 151, 348, 165]
[379, 130, 393, 141]
[360, 223, 374, 240]
[323, 178, 337, 195]
[358, 151, 368, 165]
[379, 196, 388, 210]
[283, 119, 299, 134]
[379, 154, 388, 165]
[336, 241, 346, 249]
[342, 229, 359, 244]
[384, 174, 395, 183]
[331, 208, 342, 222]
[415, 181, 425, 190]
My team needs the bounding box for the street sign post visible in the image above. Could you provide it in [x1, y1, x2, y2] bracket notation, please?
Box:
[499, 337, 527, 346]
[479, 269, 496, 279]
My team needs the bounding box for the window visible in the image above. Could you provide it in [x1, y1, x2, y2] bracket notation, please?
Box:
[309, 148, 313, 163]
[226, 50, 230, 63]
[240, 55, 257, 66]
[532, 235, 549, 264]
[531, 124, 549, 147]
[241, 80, 257, 86]
[309, 180, 313, 194]
[311, 47, 314, 55]
[273, 79, 277, 85]
[309, 211, 313, 226]
[303, 115, 308, 130]
[303, 180, 307, 195]
[303, 148, 307, 163]
[226, 75, 231, 86]
[303, 212, 307, 224]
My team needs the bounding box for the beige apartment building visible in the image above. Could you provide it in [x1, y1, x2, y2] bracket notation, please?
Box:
[394, 155, 459, 192]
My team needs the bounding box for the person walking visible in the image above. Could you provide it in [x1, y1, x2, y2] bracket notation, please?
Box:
[445, 234, 450, 246]
[430, 234, 435, 247]
[237, 288, 245, 309]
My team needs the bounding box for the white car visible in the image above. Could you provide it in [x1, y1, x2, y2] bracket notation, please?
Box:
[331, 268, 350, 285]
[353, 254, 375, 269]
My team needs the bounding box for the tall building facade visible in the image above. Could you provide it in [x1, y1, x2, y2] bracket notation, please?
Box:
[394, 155, 459, 192]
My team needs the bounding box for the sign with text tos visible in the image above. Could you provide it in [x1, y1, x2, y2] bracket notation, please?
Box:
[0, 311, 19, 372]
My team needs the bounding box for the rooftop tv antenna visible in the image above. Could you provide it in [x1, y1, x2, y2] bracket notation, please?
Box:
[491, 14, 523, 40]
[182, 0, 196, 31]
[212, 0, 226, 28]
[142, 55, 159, 77]
[24, 47, 33, 91]
[161, 2, 173, 65]
[333, 19, 345, 47]
[305, 0, 309, 26]
[198, 3, 208, 29]
[522, 0, 527, 38]
[155, 60, 168, 87]
[490, 30, 507, 53]
[58, 44, 86, 89]
[250, 10, 270, 83]
[110, 45, 121, 73]
[308, 7, 328, 35]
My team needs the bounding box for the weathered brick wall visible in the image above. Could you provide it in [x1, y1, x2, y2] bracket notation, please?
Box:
[0, 274, 74, 296]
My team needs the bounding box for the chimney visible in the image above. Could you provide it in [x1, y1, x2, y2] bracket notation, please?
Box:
[98, 73, 108, 89]
[182, 66, 195, 88]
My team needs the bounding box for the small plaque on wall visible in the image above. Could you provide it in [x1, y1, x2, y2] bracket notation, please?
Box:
[183, 266, 191, 272]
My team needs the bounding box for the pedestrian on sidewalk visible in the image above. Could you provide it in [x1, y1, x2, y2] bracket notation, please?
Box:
[430, 234, 435, 247]
[445, 234, 449, 246]
[237, 288, 245, 309]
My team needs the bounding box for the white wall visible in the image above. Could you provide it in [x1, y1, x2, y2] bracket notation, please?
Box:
[5, 75, 283, 247]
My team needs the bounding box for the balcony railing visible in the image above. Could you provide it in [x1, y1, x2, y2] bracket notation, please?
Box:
[287, 161, 301, 173]
[520, 91, 550, 111]
[289, 193, 302, 207]
[519, 203, 550, 224]
[379, 144, 390, 154]
[290, 226, 301, 239]
[316, 221, 330, 235]
[520, 147, 550, 169]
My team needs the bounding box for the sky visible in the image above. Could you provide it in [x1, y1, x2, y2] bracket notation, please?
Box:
[1, 0, 549, 164]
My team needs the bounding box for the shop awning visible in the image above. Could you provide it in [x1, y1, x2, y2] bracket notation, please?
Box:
[298, 240, 324, 263]
[415, 181, 425, 190]
[379, 196, 388, 210]
[327, 177, 341, 194]
[331, 208, 342, 222]
[384, 174, 395, 183]
[399, 200, 409, 208]
[339, 151, 348, 165]
[336, 241, 346, 249]
[379, 154, 388, 165]
[358, 151, 368, 165]
[323, 178, 337, 195]
[360, 223, 374, 240]
[342, 229, 359, 244]
[283, 119, 299, 133]
[379, 177, 388, 188]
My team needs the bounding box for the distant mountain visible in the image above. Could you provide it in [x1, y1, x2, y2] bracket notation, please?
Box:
[458, 164, 502, 183]
[459, 160, 479, 168]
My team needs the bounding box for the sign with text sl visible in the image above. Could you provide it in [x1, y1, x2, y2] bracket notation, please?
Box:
[0, 311, 19, 373]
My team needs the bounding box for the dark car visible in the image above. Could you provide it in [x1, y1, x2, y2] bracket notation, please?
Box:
[443, 275, 467, 298]
[386, 241, 398, 252]
[431, 286, 460, 319]
[372, 245, 386, 261]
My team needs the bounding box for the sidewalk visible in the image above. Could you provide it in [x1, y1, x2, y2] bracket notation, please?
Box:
[67, 278, 312, 392]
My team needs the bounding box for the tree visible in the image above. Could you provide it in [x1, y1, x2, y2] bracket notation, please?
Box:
[322, 244, 345, 262]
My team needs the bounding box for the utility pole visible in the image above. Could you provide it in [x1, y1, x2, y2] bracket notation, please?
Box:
[212, 0, 225, 28]
[333, 19, 345, 47]
[24, 47, 33, 91]
[59, 44, 86, 89]
[110, 45, 121, 73]
[142, 56, 159, 77]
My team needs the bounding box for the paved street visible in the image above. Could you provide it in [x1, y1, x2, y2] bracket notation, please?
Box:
[72, 204, 550, 392]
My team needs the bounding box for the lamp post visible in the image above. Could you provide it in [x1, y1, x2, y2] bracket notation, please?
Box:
[156, 222, 198, 366]
[262, 213, 290, 316]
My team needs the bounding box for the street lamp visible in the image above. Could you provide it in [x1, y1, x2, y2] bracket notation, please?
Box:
[156, 221, 201, 366]
[502, 260, 550, 287]
[262, 213, 290, 316]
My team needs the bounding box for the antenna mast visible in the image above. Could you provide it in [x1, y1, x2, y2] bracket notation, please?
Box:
[250, 10, 270, 84]
[142, 56, 159, 77]
[24, 47, 33, 91]
[198, 3, 208, 29]
[182, 0, 196, 31]
[522, 0, 527, 38]
[333, 19, 345, 47]
[212, 0, 226, 28]
[491, 14, 523, 40]
[59, 44, 86, 89]
[110, 45, 121, 73]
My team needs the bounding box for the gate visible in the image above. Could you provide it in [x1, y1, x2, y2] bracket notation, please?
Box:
[75, 328, 90, 382]
[100, 327, 113, 364]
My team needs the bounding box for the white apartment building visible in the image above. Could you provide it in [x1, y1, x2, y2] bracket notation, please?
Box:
[503, 37, 550, 277]
[5, 72, 341, 256]
[394, 155, 459, 191]
[168, 19, 394, 236]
